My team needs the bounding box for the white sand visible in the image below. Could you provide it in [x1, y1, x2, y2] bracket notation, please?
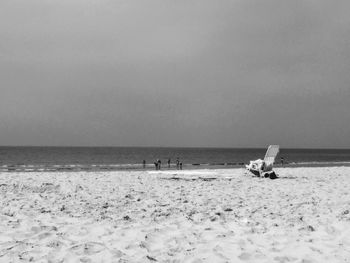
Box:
[0, 167, 350, 262]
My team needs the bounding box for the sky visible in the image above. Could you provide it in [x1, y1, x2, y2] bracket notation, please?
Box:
[1, 0, 350, 148]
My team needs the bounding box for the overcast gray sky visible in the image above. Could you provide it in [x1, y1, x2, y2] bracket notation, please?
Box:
[1, 0, 349, 148]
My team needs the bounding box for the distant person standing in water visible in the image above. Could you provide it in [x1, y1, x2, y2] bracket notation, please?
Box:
[157, 159, 161, 170]
[176, 158, 180, 170]
[281, 157, 284, 166]
[167, 158, 171, 168]
[142, 160, 146, 169]
[179, 162, 183, 170]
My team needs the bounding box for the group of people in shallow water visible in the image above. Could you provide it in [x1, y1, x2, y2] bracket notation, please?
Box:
[142, 158, 183, 170]
[140, 156, 285, 170]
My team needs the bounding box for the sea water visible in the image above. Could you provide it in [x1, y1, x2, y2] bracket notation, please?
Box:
[0, 147, 350, 172]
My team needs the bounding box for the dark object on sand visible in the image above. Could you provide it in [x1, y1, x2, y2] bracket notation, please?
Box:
[250, 170, 278, 179]
[265, 171, 278, 180]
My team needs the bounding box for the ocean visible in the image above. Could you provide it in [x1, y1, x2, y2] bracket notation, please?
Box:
[1, 147, 350, 172]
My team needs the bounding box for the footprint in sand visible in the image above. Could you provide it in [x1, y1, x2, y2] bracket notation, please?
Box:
[31, 225, 58, 233]
[19, 250, 43, 262]
[274, 256, 298, 263]
[37, 232, 53, 240]
[69, 242, 106, 256]
[238, 252, 251, 261]
[46, 240, 64, 248]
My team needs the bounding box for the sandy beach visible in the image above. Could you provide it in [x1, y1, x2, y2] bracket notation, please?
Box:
[0, 167, 350, 262]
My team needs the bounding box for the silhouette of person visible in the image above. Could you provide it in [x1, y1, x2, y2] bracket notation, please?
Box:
[167, 159, 171, 168]
[142, 160, 146, 169]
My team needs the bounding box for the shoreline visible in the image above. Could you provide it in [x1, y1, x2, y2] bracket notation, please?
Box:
[1, 161, 350, 173]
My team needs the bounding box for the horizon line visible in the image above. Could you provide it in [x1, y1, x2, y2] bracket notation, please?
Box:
[0, 145, 349, 150]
